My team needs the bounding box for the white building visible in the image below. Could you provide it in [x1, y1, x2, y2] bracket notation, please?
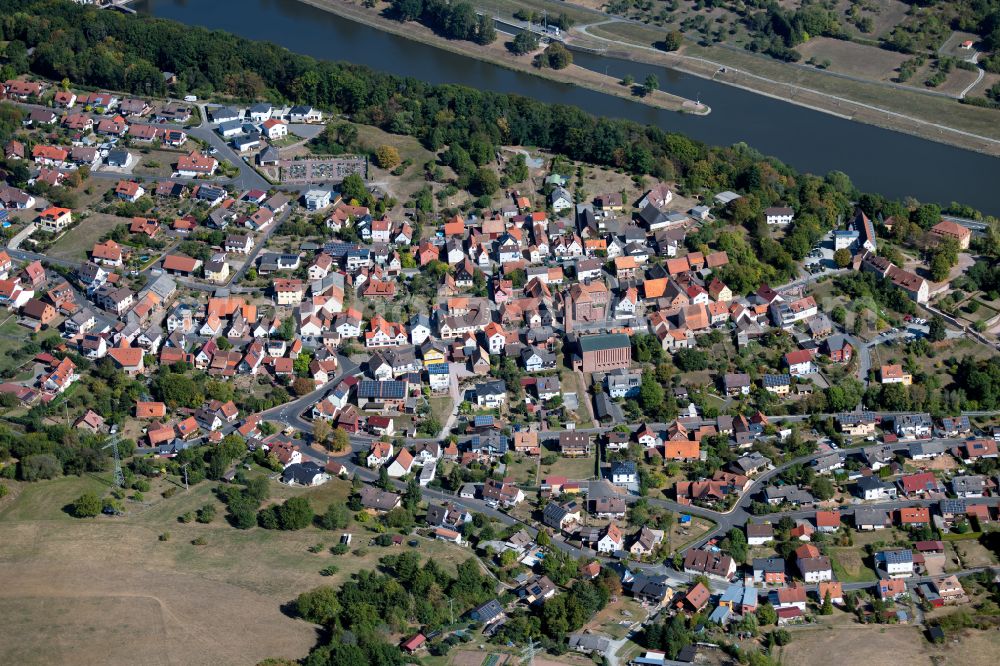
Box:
[765, 206, 794, 225]
[877, 549, 914, 578]
[303, 189, 332, 211]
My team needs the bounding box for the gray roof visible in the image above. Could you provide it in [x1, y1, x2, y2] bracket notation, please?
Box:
[476, 380, 506, 397]
[542, 501, 576, 528]
[282, 461, 324, 485]
[952, 475, 985, 493]
[358, 485, 400, 510]
[909, 441, 948, 457]
[568, 634, 610, 653]
[854, 506, 889, 526]
[357, 380, 405, 399]
[579, 333, 630, 353]
[856, 476, 890, 491]
[594, 393, 623, 422]
[611, 460, 637, 476]
[812, 452, 842, 470]
[753, 557, 784, 573]
[762, 373, 791, 387]
[764, 485, 814, 504]
[939, 499, 967, 514]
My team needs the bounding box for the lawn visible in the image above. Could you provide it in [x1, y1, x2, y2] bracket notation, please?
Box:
[429, 395, 454, 428]
[504, 454, 540, 487]
[539, 453, 596, 481]
[957, 300, 999, 325]
[829, 547, 878, 582]
[681, 42, 1000, 142]
[132, 148, 187, 178]
[0, 472, 475, 665]
[45, 212, 126, 262]
[0, 314, 43, 377]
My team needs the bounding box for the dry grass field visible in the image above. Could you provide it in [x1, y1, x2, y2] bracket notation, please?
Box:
[950, 539, 997, 568]
[45, 213, 128, 262]
[0, 473, 471, 665]
[779, 623, 1000, 666]
[829, 546, 877, 582]
[796, 37, 908, 81]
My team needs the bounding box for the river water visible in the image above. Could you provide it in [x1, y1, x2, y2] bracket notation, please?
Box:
[135, 0, 1000, 213]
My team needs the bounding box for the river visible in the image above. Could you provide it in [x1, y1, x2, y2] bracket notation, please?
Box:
[134, 0, 1000, 213]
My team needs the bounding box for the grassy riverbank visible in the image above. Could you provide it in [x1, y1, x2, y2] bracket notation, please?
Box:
[419, 0, 1000, 155]
[294, 0, 709, 116]
[580, 33, 1000, 157]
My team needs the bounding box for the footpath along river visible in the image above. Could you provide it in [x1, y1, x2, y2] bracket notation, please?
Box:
[135, 0, 1000, 213]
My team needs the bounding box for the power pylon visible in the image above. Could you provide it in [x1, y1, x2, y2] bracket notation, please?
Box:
[104, 432, 124, 488]
[520, 638, 538, 666]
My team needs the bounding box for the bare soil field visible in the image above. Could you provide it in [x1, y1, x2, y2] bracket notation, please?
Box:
[796, 37, 908, 81]
[911, 455, 959, 472]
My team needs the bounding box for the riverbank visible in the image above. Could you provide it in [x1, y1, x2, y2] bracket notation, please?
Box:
[440, 0, 1000, 156]
[570, 26, 1000, 158]
[582, 36, 1000, 158]
[293, 0, 709, 116]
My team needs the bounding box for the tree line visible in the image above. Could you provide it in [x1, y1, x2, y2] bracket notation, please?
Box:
[388, 0, 496, 46]
[295, 551, 495, 664]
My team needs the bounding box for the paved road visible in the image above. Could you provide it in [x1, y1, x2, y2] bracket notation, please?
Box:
[262, 375, 1000, 569]
[7, 247, 81, 271]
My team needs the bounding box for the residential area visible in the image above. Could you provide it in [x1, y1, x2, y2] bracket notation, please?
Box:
[2, 67, 1000, 666]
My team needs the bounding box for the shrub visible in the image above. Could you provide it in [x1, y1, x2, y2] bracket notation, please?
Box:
[71, 492, 102, 518]
[196, 504, 216, 524]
